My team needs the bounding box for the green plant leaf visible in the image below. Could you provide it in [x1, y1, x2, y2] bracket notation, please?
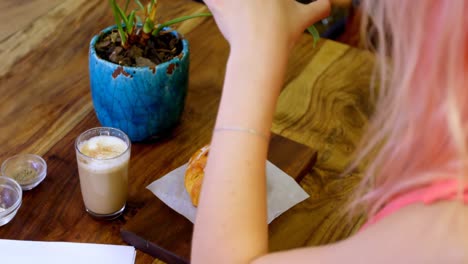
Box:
[134, 0, 145, 11]
[127, 10, 136, 34]
[109, 0, 129, 26]
[115, 4, 129, 25]
[110, 0, 127, 45]
[124, 0, 130, 12]
[147, 2, 152, 14]
[307, 25, 320, 48]
[143, 18, 155, 34]
[149, 0, 158, 21]
[152, 12, 212, 36]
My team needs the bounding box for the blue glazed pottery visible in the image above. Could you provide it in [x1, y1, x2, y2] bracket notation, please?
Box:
[89, 25, 189, 142]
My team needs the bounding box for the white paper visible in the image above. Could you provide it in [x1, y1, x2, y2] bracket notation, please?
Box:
[147, 161, 309, 224]
[0, 239, 136, 264]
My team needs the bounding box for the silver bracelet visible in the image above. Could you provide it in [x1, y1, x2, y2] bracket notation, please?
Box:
[214, 126, 270, 141]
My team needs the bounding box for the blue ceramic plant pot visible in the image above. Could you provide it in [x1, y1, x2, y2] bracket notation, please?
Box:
[89, 25, 189, 142]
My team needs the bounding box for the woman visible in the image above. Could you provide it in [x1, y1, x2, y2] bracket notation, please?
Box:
[192, 0, 468, 263]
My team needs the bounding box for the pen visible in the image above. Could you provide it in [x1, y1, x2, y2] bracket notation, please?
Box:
[121, 230, 189, 264]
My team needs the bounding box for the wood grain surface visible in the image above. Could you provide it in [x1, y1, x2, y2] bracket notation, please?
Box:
[0, 0, 375, 263]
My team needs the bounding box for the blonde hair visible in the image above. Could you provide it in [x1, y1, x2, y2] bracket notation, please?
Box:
[352, 0, 468, 217]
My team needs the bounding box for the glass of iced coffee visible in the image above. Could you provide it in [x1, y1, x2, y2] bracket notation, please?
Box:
[75, 127, 131, 220]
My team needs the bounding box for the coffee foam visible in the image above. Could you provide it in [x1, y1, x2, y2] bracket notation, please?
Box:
[79, 136, 127, 159]
[78, 136, 130, 171]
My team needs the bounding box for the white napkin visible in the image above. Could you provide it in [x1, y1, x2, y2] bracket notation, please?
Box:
[0, 239, 135, 264]
[147, 161, 309, 224]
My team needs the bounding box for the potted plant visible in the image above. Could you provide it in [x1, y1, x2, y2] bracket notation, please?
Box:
[89, 0, 211, 141]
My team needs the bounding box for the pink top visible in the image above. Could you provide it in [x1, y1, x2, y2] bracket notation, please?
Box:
[361, 179, 468, 229]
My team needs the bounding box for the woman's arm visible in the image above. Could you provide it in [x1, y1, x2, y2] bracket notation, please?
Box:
[191, 44, 289, 264]
[191, 1, 331, 263]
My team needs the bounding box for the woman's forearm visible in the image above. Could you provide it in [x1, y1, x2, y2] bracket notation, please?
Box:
[216, 44, 289, 134]
[191, 45, 289, 264]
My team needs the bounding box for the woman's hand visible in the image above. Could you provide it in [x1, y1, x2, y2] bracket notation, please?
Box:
[204, 0, 331, 52]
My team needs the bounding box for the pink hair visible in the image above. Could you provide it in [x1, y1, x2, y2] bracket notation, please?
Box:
[351, 0, 468, 217]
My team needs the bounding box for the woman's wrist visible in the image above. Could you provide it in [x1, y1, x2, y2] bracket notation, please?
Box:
[214, 44, 289, 137]
[229, 37, 290, 63]
[227, 41, 290, 92]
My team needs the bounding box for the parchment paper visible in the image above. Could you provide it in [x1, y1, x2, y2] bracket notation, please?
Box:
[147, 161, 309, 224]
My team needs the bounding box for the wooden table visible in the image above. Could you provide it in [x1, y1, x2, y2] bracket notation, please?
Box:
[0, 0, 375, 263]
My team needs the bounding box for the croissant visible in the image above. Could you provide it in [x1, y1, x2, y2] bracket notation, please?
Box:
[184, 145, 209, 207]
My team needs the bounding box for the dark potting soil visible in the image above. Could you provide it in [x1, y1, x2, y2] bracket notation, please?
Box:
[95, 29, 183, 67]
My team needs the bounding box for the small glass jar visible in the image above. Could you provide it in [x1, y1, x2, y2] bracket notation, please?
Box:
[1, 154, 47, 191]
[0, 176, 22, 226]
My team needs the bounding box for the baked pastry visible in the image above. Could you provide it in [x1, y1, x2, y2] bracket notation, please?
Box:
[184, 145, 209, 207]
